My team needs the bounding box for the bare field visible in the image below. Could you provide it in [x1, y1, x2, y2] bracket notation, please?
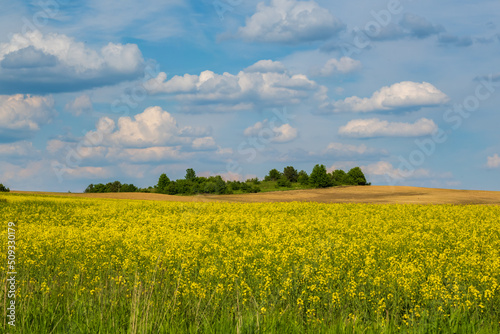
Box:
[12, 186, 500, 204]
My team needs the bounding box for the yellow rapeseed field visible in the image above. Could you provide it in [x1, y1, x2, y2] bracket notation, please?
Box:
[1, 193, 499, 333]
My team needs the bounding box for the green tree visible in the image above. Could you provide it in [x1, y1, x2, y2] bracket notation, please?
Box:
[214, 176, 227, 194]
[107, 181, 122, 192]
[229, 181, 241, 191]
[175, 179, 194, 194]
[165, 182, 178, 195]
[265, 168, 282, 181]
[84, 184, 95, 193]
[121, 184, 138, 192]
[309, 164, 332, 188]
[0, 183, 9, 192]
[283, 166, 298, 182]
[331, 169, 347, 186]
[93, 183, 107, 193]
[157, 173, 170, 193]
[347, 167, 368, 185]
[297, 170, 309, 185]
[203, 182, 216, 194]
[276, 175, 292, 188]
[185, 168, 197, 182]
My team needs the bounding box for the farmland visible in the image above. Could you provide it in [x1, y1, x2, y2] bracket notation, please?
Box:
[1, 192, 500, 333]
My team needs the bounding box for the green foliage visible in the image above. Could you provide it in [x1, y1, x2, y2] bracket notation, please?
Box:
[276, 175, 292, 188]
[330, 169, 347, 186]
[0, 183, 10, 192]
[265, 168, 282, 181]
[297, 170, 309, 185]
[156, 173, 170, 193]
[120, 184, 138, 192]
[84, 165, 367, 197]
[347, 167, 368, 185]
[228, 181, 241, 191]
[214, 176, 227, 194]
[283, 166, 298, 182]
[247, 177, 260, 185]
[309, 164, 332, 188]
[84, 181, 138, 193]
[185, 168, 196, 181]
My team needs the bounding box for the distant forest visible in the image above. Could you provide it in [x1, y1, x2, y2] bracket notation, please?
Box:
[84, 164, 369, 195]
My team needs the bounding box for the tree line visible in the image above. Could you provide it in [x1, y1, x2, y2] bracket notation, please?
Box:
[84, 164, 369, 195]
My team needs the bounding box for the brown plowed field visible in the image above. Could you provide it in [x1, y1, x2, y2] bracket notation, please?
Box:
[12, 186, 500, 205]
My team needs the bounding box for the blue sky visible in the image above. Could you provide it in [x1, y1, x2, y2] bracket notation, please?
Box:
[1, 0, 499, 192]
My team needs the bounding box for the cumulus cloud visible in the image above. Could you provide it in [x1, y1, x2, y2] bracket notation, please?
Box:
[145, 60, 321, 112]
[486, 154, 500, 168]
[192, 137, 216, 150]
[87, 106, 188, 148]
[244, 119, 298, 143]
[65, 94, 93, 116]
[324, 81, 449, 113]
[317, 57, 361, 76]
[0, 141, 39, 157]
[0, 31, 144, 94]
[237, 0, 344, 44]
[0, 94, 56, 140]
[47, 106, 216, 170]
[273, 124, 298, 142]
[338, 118, 438, 138]
[245, 60, 286, 73]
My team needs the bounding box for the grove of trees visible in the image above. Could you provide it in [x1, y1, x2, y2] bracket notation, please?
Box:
[0, 183, 10, 192]
[83, 164, 369, 195]
[84, 181, 139, 193]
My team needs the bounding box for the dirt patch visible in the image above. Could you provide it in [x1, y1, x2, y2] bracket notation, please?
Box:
[12, 186, 500, 205]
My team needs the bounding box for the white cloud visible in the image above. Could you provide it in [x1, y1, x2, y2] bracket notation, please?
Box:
[245, 60, 286, 73]
[0, 31, 144, 93]
[65, 94, 93, 116]
[244, 119, 298, 143]
[47, 107, 216, 168]
[238, 0, 344, 44]
[0, 94, 55, 138]
[244, 120, 266, 136]
[318, 57, 361, 76]
[272, 124, 298, 142]
[0, 141, 39, 157]
[339, 118, 438, 138]
[486, 154, 500, 168]
[192, 137, 216, 150]
[0, 160, 53, 187]
[145, 60, 320, 111]
[324, 81, 449, 113]
[87, 106, 187, 148]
